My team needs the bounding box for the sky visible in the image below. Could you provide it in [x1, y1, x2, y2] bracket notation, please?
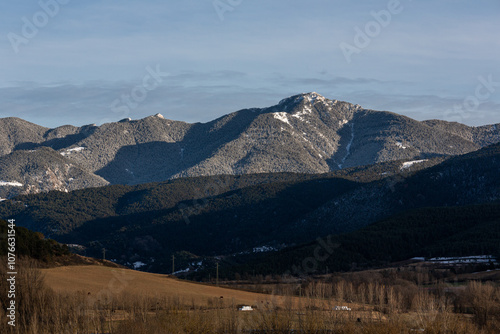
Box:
[1, 0, 499, 128]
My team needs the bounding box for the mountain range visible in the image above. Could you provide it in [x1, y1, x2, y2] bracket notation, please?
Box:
[1, 92, 499, 199]
[1, 142, 499, 274]
[1, 92, 499, 276]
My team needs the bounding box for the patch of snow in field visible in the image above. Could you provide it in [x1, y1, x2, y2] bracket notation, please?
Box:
[0, 198, 6, 202]
[61, 147, 85, 156]
[401, 159, 428, 170]
[0, 181, 23, 187]
[133, 261, 146, 269]
[273, 112, 290, 125]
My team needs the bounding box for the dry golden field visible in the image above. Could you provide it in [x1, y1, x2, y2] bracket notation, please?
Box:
[42, 265, 279, 307]
[1, 259, 500, 333]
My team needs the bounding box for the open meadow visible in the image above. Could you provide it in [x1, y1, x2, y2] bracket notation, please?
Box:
[1, 258, 499, 333]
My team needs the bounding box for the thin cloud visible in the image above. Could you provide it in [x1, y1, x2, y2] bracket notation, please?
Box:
[0, 1, 498, 128]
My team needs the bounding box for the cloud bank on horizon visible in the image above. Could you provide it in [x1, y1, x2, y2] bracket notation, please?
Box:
[1, 0, 499, 128]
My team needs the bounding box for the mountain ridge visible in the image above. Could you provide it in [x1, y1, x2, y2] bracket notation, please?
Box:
[0, 92, 499, 198]
[0, 143, 498, 273]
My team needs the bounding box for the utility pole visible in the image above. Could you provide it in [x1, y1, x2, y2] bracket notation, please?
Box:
[172, 255, 175, 275]
[216, 262, 219, 287]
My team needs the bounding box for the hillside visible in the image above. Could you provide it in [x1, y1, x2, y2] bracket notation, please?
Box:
[0, 147, 109, 199]
[0, 219, 69, 262]
[293, 142, 500, 236]
[0, 144, 498, 274]
[0, 93, 498, 196]
[0, 219, 122, 268]
[0, 117, 48, 156]
[0, 155, 442, 236]
[224, 203, 500, 277]
[42, 265, 274, 307]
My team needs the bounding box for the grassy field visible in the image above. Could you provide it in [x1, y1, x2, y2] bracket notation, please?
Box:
[2, 259, 500, 333]
[42, 265, 278, 307]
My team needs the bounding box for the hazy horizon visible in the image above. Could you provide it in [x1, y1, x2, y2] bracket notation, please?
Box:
[1, 0, 499, 128]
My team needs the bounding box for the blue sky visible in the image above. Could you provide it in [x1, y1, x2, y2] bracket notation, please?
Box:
[1, 0, 499, 128]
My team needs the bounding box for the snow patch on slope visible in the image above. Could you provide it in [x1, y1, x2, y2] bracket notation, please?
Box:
[292, 105, 313, 120]
[401, 159, 428, 170]
[133, 261, 146, 269]
[253, 245, 277, 253]
[306, 92, 326, 104]
[396, 142, 407, 149]
[61, 147, 85, 156]
[173, 268, 190, 275]
[0, 181, 23, 187]
[273, 112, 290, 125]
[338, 123, 354, 169]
